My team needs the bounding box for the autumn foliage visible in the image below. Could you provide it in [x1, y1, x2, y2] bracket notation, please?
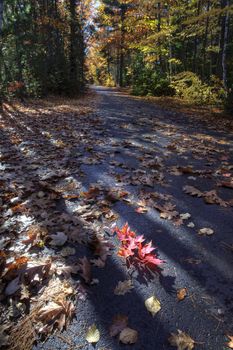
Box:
[115, 223, 163, 270]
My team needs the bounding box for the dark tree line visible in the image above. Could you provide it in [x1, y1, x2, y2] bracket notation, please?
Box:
[0, 0, 86, 98]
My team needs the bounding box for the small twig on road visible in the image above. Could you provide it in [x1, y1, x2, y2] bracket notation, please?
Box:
[221, 241, 233, 252]
[56, 333, 74, 347]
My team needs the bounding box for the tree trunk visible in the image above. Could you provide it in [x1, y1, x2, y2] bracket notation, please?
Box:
[69, 0, 78, 91]
[222, 0, 229, 89]
[119, 5, 125, 87]
[0, 0, 3, 106]
[0, 0, 3, 33]
[202, 0, 210, 79]
[157, 2, 162, 72]
[193, 0, 201, 73]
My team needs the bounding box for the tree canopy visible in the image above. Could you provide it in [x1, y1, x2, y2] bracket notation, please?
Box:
[87, 0, 233, 108]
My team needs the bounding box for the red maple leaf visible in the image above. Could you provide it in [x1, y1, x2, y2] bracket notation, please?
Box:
[115, 224, 163, 270]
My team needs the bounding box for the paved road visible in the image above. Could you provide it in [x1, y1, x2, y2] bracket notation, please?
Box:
[35, 86, 233, 350]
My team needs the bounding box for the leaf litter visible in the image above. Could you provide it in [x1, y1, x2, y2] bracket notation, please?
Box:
[0, 92, 232, 349]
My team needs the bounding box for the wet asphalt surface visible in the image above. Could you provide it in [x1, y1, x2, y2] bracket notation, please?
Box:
[34, 87, 233, 350]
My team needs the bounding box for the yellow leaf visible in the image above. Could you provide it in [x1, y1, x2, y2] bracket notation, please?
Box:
[85, 324, 100, 343]
[119, 327, 138, 344]
[168, 330, 195, 350]
[145, 296, 161, 316]
[227, 335, 233, 349]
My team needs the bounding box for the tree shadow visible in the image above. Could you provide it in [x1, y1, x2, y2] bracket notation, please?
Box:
[1, 92, 233, 350]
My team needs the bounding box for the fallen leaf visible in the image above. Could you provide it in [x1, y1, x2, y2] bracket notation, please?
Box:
[5, 276, 21, 296]
[109, 314, 128, 337]
[22, 225, 48, 246]
[204, 190, 228, 207]
[114, 280, 134, 295]
[198, 228, 214, 236]
[184, 258, 201, 265]
[90, 258, 106, 268]
[37, 299, 75, 335]
[119, 327, 138, 344]
[168, 330, 195, 350]
[89, 233, 113, 262]
[183, 185, 203, 197]
[79, 257, 91, 283]
[226, 335, 233, 348]
[50, 232, 67, 246]
[180, 213, 191, 220]
[5, 256, 28, 276]
[178, 166, 194, 174]
[0, 324, 10, 347]
[145, 296, 161, 316]
[85, 324, 100, 343]
[82, 187, 100, 199]
[177, 288, 187, 301]
[219, 181, 233, 189]
[60, 247, 76, 257]
[135, 207, 148, 213]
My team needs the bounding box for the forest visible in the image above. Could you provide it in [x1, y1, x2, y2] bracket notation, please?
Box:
[88, 0, 233, 110]
[0, 1, 233, 350]
[0, 1, 232, 109]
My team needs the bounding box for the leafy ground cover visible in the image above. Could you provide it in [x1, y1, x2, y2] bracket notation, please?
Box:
[0, 87, 233, 350]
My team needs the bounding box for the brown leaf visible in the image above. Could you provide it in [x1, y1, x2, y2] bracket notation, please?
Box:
[177, 288, 187, 301]
[37, 299, 75, 335]
[82, 187, 100, 199]
[0, 324, 10, 347]
[89, 234, 113, 262]
[160, 211, 178, 220]
[219, 181, 233, 189]
[90, 258, 106, 268]
[135, 207, 148, 213]
[178, 166, 194, 174]
[22, 225, 48, 246]
[119, 327, 138, 344]
[24, 260, 51, 283]
[168, 330, 195, 350]
[109, 315, 128, 337]
[114, 280, 134, 295]
[204, 190, 228, 207]
[183, 185, 203, 197]
[168, 329, 195, 350]
[6, 257, 28, 274]
[79, 257, 91, 283]
[4, 256, 29, 280]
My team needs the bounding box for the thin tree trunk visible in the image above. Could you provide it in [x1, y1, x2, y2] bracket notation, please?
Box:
[69, 0, 78, 91]
[0, 0, 3, 33]
[119, 5, 125, 87]
[202, 0, 210, 79]
[0, 0, 4, 106]
[157, 2, 162, 72]
[193, 0, 201, 73]
[222, 0, 229, 89]
[167, 5, 172, 80]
